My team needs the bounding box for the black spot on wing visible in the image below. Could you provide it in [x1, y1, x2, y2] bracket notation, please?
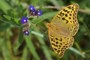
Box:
[56, 15, 60, 19]
[58, 12, 64, 17]
[67, 6, 72, 9]
[65, 14, 68, 17]
[69, 17, 71, 19]
[62, 17, 65, 20]
[69, 14, 72, 16]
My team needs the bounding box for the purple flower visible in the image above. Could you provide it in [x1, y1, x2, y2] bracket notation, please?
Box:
[29, 5, 35, 11]
[21, 16, 28, 24]
[30, 10, 37, 16]
[37, 10, 42, 16]
[23, 30, 29, 35]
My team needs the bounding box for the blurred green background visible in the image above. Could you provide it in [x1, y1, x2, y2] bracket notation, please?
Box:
[0, 0, 90, 60]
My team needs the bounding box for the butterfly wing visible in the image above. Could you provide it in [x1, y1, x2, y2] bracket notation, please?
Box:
[45, 4, 79, 58]
[46, 23, 74, 58]
[51, 4, 79, 36]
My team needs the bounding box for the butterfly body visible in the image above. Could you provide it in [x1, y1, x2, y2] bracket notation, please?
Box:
[46, 4, 79, 58]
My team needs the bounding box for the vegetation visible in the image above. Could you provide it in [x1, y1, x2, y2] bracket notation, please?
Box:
[0, 0, 90, 60]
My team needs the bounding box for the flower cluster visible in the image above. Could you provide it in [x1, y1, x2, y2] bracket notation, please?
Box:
[29, 5, 42, 16]
[20, 5, 42, 35]
[21, 16, 29, 35]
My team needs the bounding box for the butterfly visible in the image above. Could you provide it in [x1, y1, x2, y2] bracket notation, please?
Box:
[45, 3, 79, 58]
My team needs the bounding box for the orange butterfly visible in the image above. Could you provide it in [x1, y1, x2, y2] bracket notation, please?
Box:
[46, 4, 79, 58]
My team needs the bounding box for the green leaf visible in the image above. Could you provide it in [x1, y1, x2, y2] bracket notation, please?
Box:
[0, 0, 11, 13]
[24, 35, 40, 60]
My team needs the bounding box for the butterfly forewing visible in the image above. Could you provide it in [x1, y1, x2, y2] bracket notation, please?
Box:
[51, 4, 79, 36]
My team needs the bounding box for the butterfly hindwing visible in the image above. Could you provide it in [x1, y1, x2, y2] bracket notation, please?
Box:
[47, 23, 74, 58]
